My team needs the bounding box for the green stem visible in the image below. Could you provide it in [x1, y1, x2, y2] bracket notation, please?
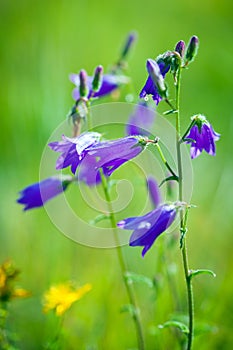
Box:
[0, 303, 10, 350]
[154, 143, 178, 180]
[100, 173, 145, 350]
[175, 66, 194, 350]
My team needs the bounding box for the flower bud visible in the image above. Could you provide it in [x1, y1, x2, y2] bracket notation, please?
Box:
[146, 59, 167, 98]
[121, 31, 137, 60]
[185, 35, 199, 64]
[79, 69, 88, 98]
[175, 40, 186, 57]
[92, 65, 103, 92]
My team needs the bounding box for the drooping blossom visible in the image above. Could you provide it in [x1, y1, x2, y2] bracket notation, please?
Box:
[78, 136, 145, 186]
[126, 102, 155, 137]
[140, 59, 170, 104]
[147, 176, 161, 208]
[17, 175, 73, 211]
[118, 204, 177, 257]
[70, 73, 129, 100]
[43, 282, 92, 316]
[185, 115, 220, 159]
[48, 132, 101, 174]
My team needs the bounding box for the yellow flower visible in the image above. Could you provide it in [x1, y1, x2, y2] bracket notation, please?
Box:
[12, 288, 31, 299]
[0, 267, 6, 289]
[43, 282, 92, 316]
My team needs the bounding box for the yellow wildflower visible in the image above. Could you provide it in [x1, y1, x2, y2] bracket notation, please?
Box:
[0, 260, 30, 302]
[12, 288, 31, 299]
[0, 267, 6, 289]
[43, 282, 92, 316]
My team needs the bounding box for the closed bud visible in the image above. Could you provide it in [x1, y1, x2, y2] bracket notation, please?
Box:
[121, 31, 137, 60]
[92, 65, 103, 92]
[175, 40, 186, 57]
[79, 69, 88, 98]
[147, 59, 167, 98]
[185, 35, 199, 64]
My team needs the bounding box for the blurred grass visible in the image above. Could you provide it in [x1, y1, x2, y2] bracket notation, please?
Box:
[1, 0, 233, 348]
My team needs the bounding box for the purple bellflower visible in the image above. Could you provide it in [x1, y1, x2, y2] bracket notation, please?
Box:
[78, 136, 144, 186]
[118, 203, 177, 257]
[126, 102, 155, 137]
[48, 132, 101, 174]
[140, 59, 170, 104]
[147, 176, 161, 208]
[70, 73, 129, 100]
[185, 115, 220, 159]
[17, 175, 73, 211]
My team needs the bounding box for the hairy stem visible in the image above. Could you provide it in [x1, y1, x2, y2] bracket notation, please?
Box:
[101, 174, 145, 350]
[175, 66, 194, 350]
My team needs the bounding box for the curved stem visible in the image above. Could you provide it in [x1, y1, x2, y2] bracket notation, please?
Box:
[101, 174, 145, 350]
[175, 67, 194, 350]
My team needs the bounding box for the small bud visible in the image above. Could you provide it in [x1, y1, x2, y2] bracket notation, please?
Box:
[146, 59, 167, 98]
[121, 31, 137, 60]
[79, 69, 88, 98]
[92, 65, 103, 92]
[185, 35, 199, 64]
[175, 40, 186, 57]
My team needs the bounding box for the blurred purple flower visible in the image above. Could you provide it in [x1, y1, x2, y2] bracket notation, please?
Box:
[70, 73, 129, 100]
[17, 176, 72, 211]
[185, 115, 220, 159]
[48, 132, 101, 174]
[126, 102, 155, 136]
[147, 176, 161, 208]
[118, 204, 177, 257]
[78, 137, 144, 186]
[140, 60, 170, 104]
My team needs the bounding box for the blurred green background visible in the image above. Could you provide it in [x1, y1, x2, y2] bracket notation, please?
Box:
[1, 0, 233, 349]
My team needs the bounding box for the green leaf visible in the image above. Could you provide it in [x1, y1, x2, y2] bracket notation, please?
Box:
[120, 304, 138, 317]
[89, 214, 109, 225]
[189, 269, 216, 279]
[124, 271, 154, 288]
[163, 109, 178, 115]
[159, 175, 179, 187]
[158, 320, 189, 334]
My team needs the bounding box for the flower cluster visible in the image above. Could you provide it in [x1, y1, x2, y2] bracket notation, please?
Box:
[17, 33, 221, 259]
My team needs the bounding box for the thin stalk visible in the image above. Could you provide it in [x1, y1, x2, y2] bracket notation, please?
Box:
[175, 66, 194, 350]
[100, 173, 145, 350]
[155, 143, 178, 179]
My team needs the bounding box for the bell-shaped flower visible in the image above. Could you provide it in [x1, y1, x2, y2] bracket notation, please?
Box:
[17, 175, 73, 211]
[48, 132, 101, 174]
[70, 73, 129, 100]
[185, 115, 220, 159]
[118, 204, 177, 257]
[126, 102, 155, 137]
[140, 59, 170, 105]
[78, 136, 144, 186]
[147, 176, 161, 208]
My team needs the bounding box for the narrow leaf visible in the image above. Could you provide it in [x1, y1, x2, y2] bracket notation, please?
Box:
[159, 175, 179, 187]
[158, 320, 189, 334]
[189, 269, 216, 279]
[163, 109, 178, 115]
[124, 271, 154, 288]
